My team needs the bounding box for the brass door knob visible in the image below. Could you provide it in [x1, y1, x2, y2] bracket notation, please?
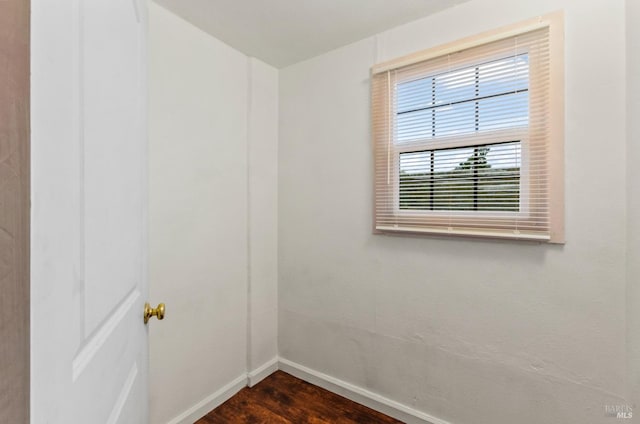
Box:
[144, 302, 165, 324]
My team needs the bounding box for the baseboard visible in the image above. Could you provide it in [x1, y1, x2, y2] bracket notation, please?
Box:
[166, 373, 247, 424]
[165, 357, 281, 424]
[248, 356, 279, 387]
[278, 357, 451, 424]
[165, 357, 451, 424]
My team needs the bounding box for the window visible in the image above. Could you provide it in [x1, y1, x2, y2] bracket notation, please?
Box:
[371, 13, 564, 242]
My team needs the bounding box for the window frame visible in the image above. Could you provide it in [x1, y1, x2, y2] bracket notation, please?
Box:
[371, 12, 564, 242]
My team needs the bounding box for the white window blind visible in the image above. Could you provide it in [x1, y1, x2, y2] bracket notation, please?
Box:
[371, 16, 564, 242]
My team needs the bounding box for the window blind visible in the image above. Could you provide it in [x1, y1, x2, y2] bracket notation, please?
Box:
[371, 17, 564, 242]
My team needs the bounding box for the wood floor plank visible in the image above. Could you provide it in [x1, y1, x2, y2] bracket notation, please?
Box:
[199, 371, 403, 424]
[196, 388, 293, 424]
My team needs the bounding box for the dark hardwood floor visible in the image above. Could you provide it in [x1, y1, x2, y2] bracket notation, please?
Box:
[196, 371, 403, 423]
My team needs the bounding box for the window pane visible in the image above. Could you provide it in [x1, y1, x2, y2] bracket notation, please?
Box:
[434, 102, 476, 137]
[478, 91, 528, 131]
[397, 77, 432, 113]
[396, 109, 432, 142]
[399, 142, 521, 212]
[478, 55, 529, 97]
[434, 67, 475, 105]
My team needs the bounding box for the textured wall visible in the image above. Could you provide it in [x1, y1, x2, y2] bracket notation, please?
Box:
[279, 1, 628, 423]
[148, 3, 249, 422]
[0, 0, 29, 422]
[149, 3, 279, 422]
[248, 57, 279, 375]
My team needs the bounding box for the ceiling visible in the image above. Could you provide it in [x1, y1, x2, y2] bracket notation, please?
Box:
[154, 0, 471, 68]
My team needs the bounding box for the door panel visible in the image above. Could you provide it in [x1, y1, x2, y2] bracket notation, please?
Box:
[83, 0, 144, 336]
[31, 0, 149, 423]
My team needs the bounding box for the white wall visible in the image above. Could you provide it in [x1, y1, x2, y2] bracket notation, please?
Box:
[148, 3, 278, 422]
[148, 0, 634, 422]
[278, 1, 628, 423]
[247, 58, 279, 377]
[148, 3, 247, 421]
[627, 0, 640, 419]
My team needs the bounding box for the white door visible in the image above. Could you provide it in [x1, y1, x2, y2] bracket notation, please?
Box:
[31, 0, 152, 423]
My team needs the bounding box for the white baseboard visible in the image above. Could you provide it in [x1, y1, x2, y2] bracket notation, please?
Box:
[166, 357, 451, 424]
[165, 357, 280, 424]
[166, 374, 247, 424]
[248, 357, 279, 387]
[278, 357, 451, 424]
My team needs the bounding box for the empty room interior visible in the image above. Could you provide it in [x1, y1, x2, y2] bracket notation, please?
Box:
[4, 0, 638, 423]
